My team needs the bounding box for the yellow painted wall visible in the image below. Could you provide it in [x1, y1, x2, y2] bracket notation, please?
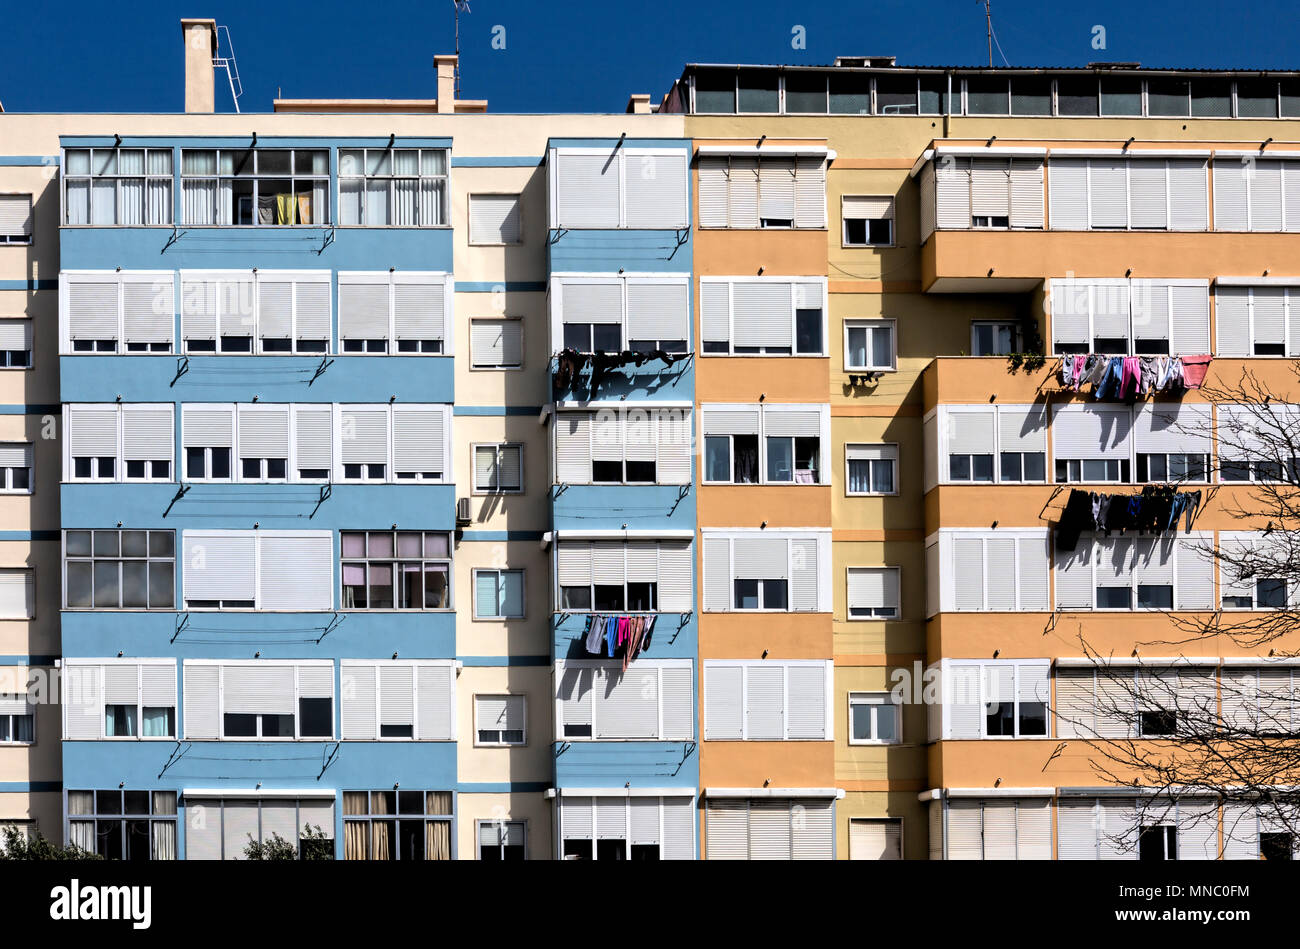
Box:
[455, 666, 551, 784]
[455, 790, 552, 860]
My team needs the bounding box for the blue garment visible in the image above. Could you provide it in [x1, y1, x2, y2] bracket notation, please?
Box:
[1094, 357, 1124, 400]
[604, 616, 618, 657]
[1167, 495, 1186, 532]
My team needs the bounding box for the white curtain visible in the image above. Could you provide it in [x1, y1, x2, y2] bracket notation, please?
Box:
[217, 180, 233, 225]
[65, 180, 89, 225]
[182, 180, 215, 225]
[365, 180, 390, 225]
[147, 179, 172, 225]
[420, 180, 444, 226]
[152, 821, 176, 860]
[311, 179, 327, 225]
[68, 820, 95, 851]
[120, 178, 143, 226]
[91, 180, 116, 225]
[394, 179, 417, 226]
[339, 180, 362, 225]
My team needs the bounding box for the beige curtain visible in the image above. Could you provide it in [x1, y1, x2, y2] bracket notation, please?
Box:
[426, 791, 452, 816]
[371, 820, 393, 860]
[426, 820, 451, 860]
[343, 821, 368, 861]
[343, 792, 367, 816]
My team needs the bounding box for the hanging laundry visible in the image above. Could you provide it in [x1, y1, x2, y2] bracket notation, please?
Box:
[1095, 494, 1112, 535]
[1055, 489, 1094, 551]
[1083, 355, 1108, 387]
[1095, 357, 1124, 400]
[1060, 358, 1075, 387]
[622, 617, 645, 673]
[1119, 356, 1142, 402]
[1138, 357, 1158, 396]
[1181, 355, 1212, 389]
[639, 615, 656, 654]
[604, 616, 618, 658]
[584, 615, 604, 655]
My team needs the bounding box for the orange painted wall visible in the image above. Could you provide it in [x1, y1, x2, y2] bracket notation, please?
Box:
[698, 612, 832, 660]
[699, 740, 835, 788]
[928, 738, 1179, 789]
[697, 485, 831, 530]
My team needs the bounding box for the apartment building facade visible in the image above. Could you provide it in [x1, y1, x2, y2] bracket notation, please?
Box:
[3, 19, 1300, 859]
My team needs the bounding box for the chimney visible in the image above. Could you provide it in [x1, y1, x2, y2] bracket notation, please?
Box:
[181, 18, 218, 113]
[435, 55, 457, 114]
[625, 94, 652, 114]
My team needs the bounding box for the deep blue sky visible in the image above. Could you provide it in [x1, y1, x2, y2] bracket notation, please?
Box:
[2, 0, 1298, 114]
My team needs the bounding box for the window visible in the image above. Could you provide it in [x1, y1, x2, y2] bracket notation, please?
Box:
[63, 530, 174, 610]
[849, 818, 903, 860]
[470, 318, 522, 369]
[475, 694, 526, 745]
[473, 444, 523, 494]
[785, 72, 828, 113]
[550, 147, 688, 229]
[846, 567, 899, 619]
[182, 661, 334, 740]
[1057, 77, 1099, 116]
[0, 689, 34, 744]
[343, 790, 452, 860]
[846, 443, 897, 495]
[554, 539, 693, 613]
[704, 798, 833, 859]
[556, 408, 692, 486]
[1217, 406, 1300, 484]
[1050, 403, 1132, 484]
[341, 531, 450, 611]
[929, 530, 1051, 615]
[1049, 157, 1208, 232]
[1049, 278, 1210, 355]
[0, 194, 33, 243]
[0, 569, 33, 621]
[339, 661, 456, 741]
[0, 319, 32, 368]
[61, 660, 177, 740]
[180, 271, 330, 354]
[553, 276, 690, 355]
[849, 692, 900, 744]
[1220, 533, 1294, 609]
[556, 661, 693, 741]
[338, 148, 447, 227]
[63, 150, 172, 226]
[468, 193, 521, 244]
[842, 195, 894, 246]
[61, 271, 175, 354]
[65, 404, 173, 483]
[843, 319, 895, 371]
[183, 530, 332, 610]
[701, 404, 827, 486]
[560, 795, 694, 860]
[703, 660, 832, 740]
[1135, 452, 1208, 483]
[702, 531, 826, 613]
[937, 404, 1046, 486]
[941, 798, 1053, 859]
[700, 277, 826, 356]
[0, 444, 31, 493]
[182, 796, 334, 860]
[478, 820, 526, 861]
[65, 790, 177, 860]
[473, 569, 524, 619]
[337, 271, 450, 354]
[965, 76, 1010, 114]
[926, 157, 1045, 231]
[1054, 535, 1215, 611]
[1216, 285, 1300, 357]
[696, 154, 828, 229]
[181, 148, 329, 226]
[936, 660, 1049, 739]
[970, 321, 1018, 356]
[1213, 158, 1300, 232]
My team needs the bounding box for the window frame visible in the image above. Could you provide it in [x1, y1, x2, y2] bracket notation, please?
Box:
[846, 566, 901, 620]
[62, 528, 176, 612]
[342, 789, 454, 861]
[60, 270, 177, 355]
[64, 404, 176, 485]
[473, 693, 527, 747]
[61, 149, 174, 228]
[339, 530, 453, 612]
[62, 658, 178, 741]
[185, 660, 336, 742]
[0, 443, 33, 495]
[472, 442, 524, 495]
[841, 194, 896, 247]
[842, 318, 897, 372]
[469, 317, 524, 371]
[844, 442, 899, 497]
[554, 659, 696, 742]
[970, 320, 1020, 356]
[699, 276, 828, 357]
[178, 270, 333, 356]
[64, 789, 179, 861]
[467, 192, 523, 245]
[179, 147, 331, 227]
[0, 318, 33, 369]
[471, 568, 526, 620]
[551, 273, 692, 356]
[848, 691, 901, 745]
[0, 192, 34, 244]
[700, 404, 829, 487]
[937, 404, 1048, 487]
[337, 147, 450, 228]
[942, 659, 1051, 740]
[476, 818, 527, 861]
[701, 659, 834, 741]
[548, 146, 689, 230]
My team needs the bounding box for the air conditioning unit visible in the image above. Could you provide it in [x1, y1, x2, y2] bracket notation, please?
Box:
[456, 496, 472, 527]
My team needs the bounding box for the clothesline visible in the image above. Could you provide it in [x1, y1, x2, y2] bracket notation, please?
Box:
[554, 347, 692, 399]
[581, 614, 658, 671]
[1058, 354, 1212, 401]
[1055, 485, 1203, 551]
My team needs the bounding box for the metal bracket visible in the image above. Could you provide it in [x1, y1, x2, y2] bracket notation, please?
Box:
[162, 483, 191, 519]
[170, 612, 192, 644]
[316, 611, 345, 643]
[549, 228, 569, 245]
[316, 225, 335, 255]
[170, 355, 190, 387]
[162, 226, 187, 253]
[309, 355, 335, 386]
[317, 741, 341, 778]
[310, 483, 332, 519]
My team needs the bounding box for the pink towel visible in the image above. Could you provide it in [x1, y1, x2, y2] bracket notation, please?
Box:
[1120, 356, 1140, 399]
[1181, 355, 1212, 389]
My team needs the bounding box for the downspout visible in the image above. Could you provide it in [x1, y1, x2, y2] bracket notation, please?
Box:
[943, 70, 952, 138]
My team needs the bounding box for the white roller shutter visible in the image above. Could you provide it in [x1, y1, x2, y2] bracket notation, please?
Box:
[121, 273, 174, 345]
[337, 275, 390, 340]
[660, 666, 693, 740]
[122, 406, 173, 462]
[293, 406, 332, 473]
[970, 159, 1010, 217]
[67, 405, 118, 458]
[555, 412, 592, 484]
[1169, 282, 1211, 354]
[703, 664, 743, 740]
[256, 277, 292, 342]
[946, 664, 982, 739]
[763, 406, 821, 438]
[182, 405, 234, 448]
[223, 801, 258, 861]
[1055, 544, 1094, 610]
[1250, 159, 1283, 231]
[469, 194, 521, 244]
[1051, 404, 1132, 459]
[657, 540, 692, 613]
[1168, 158, 1208, 230]
[0, 194, 32, 238]
[626, 281, 688, 343]
[1089, 159, 1129, 228]
[257, 532, 332, 610]
[1049, 278, 1090, 348]
[793, 156, 826, 229]
[594, 666, 658, 739]
[733, 536, 787, 580]
[339, 408, 389, 466]
[471, 319, 521, 368]
[1009, 158, 1044, 228]
[934, 158, 971, 229]
[379, 665, 414, 729]
[952, 536, 985, 611]
[625, 150, 687, 228]
[727, 157, 760, 228]
[732, 282, 792, 349]
[182, 531, 256, 603]
[785, 664, 827, 739]
[705, 800, 749, 860]
[946, 407, 995, 457]
[392, 407, 445, 477]
[417, 664, 453, 739]
[1018, 799, 1053, 859]
[1057, 799, 1098, 859]
[698, 157, 729, 228]
[661, 797, 695, 860]
[181, 664, 219, 739]
[393, 276, 445, 343]
[223, 665, 295, 715]
[1018, 535, 1050, 610]
[554, 152, 619, 229]
[850, 819, 902, 860]
[294, 275, 332, 343]
[702, 536, 731, 611]
[1175, 537, 1215, 610]
[0, 320, 32, 353]
[340, 663, 377, 739]
[791, 800, 833, 859]
[63, 663, 103, 739]
[236, 406, 289, 460]
[999, 404, 1047, 453]
[66, 276, 120, 342]
[1128, 160, 1168, 229]
[1048, 158, 1089, 230]
[1213, 159, 1250, 231]
[1214, 287, 1250, 356]
[1133, 404, 1211, 455]
[700, 281, 731, 347]
[789, 538, 819, 612]
[946, 800, 983, 859]
[758, 158, 796, 223]
[656, 409, 693, 485]
[556, 541, 592, 587]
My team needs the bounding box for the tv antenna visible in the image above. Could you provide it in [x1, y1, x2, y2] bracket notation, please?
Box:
[452, 1, 472, 97]
[213, 24, 244, 113]
[979, 1, 1010, 68]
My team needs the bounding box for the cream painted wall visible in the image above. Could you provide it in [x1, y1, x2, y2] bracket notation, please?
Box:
[0, 541, 58, 656]
[453, 540, 549, 658]
[452, 415, 549, 530]
[455, 790, 552, 860]
[452, 290, 548, 408]
[0, 669, 59, 782]
[0, 790, 61, 837]
[456, 665, 550, 784]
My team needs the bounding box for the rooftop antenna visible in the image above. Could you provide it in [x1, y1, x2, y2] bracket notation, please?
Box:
[213, 24, 244, 113]
[452, 0, 472, 97]
[979, 1, 1010, 68]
